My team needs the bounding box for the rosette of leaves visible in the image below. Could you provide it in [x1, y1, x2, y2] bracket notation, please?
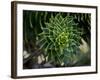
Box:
[36, 13, 82, 67]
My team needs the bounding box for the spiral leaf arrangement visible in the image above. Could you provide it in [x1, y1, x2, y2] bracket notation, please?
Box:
[36, 13, 82, 66]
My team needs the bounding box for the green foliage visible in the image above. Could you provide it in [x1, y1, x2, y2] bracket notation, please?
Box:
[70, 13, 91, 44]
[23, 11, 91, 68]
[36, 14, 82, 66]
